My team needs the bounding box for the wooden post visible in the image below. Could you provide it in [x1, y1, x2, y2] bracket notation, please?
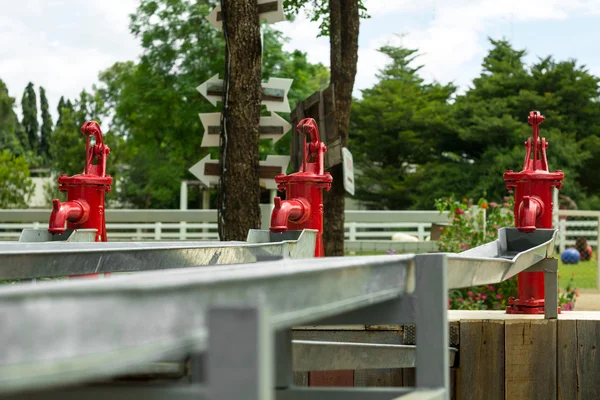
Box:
[459, 320, 504, 400]
[505, 320, 557, 400]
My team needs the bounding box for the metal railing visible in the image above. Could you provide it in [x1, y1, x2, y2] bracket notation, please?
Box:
[0, 254, 449, 400]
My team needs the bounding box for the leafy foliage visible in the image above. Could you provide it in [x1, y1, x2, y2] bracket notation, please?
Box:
[39, 86, 53, 163]
[0, 150, 34, 208]
[283, 0, 369, 36]
[350, 46, 456, 209]
[0, 79, 24, 157]
[95, 0, 329, 208]
[20, 82, 38, 154]
[352, 39, 600, 211]
[437, 195, 578, 310]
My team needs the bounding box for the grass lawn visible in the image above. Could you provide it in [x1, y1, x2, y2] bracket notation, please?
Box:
[558, 260, 597, 289]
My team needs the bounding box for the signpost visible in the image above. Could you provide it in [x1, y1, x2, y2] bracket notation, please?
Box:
[189, 155, 290, 190]
[198, 112, 291, 148]
[197, 74, 293, 113]
[290, 85, 341, 171]
[206, 0, 285, 31]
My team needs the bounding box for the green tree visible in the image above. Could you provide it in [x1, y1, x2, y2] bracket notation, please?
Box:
[96, 0, 330, 209]
[0, 79, 24, 156]
[350, 45, 456, 209]
[20, 82, 38, 152]
[0, 150, 34, 208]
[402, 39, 592, 209]
[39, 86, 53, 162]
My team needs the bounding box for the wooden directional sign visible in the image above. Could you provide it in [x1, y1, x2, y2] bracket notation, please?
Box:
[197, 74, 293, 113]
[206, 0, 285, 31]
[189, 155, 290, 190]
[290, 84, 341, 171]
[199, 112, 292, 147]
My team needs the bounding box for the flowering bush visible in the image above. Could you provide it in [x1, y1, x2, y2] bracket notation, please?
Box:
[433, 195, 514, 252]
[435, 195, 578, 311]
[559, 274, 579, 311]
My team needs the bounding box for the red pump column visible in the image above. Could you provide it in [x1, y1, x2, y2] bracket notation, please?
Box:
[48, 121, 113, 278]
[504, 111, 564, 314]
[270, 118, 332, 257]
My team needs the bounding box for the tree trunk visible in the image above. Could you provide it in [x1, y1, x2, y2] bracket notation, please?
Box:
[218, 0, 262, 241]
[323, 0, 360, 256]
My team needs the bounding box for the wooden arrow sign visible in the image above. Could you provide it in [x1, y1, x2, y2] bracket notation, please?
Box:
[206, 0, 285, 31]
[189, 155, 290, 189]
[199, 112, 292, 147]
[197, 74, 293, 113]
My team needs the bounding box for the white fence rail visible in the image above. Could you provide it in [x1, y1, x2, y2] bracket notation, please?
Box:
[0, 208, 450, 254]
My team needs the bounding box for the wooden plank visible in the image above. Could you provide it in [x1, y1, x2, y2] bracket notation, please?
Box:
[207, 125, 284, 135]
[505, 320, 557, 400]
[557, 319, 577, 400]
[450, 368, 458, 400]
[216, 1, 279, 21]
[576, 320, 600, 399]
[402, 368, 415, 387]
[289, 84, 340, 171]
[206, 83, 285, 103]
[459, 320, 504, 400]
[354, 369, 403, 387]
[204, 163, 282, 179]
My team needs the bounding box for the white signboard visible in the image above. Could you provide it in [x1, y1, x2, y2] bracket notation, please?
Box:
[197, 74, 293, 113]
[199, 112, 291, 147]
[206, 0, 285, 31]
[189, 155, 290, 190]
[342, 147, 355, 196]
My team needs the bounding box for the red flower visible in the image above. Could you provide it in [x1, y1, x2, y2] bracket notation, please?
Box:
[455, 209, 465, 215]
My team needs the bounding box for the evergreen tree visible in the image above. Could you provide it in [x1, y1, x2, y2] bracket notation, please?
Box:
[350, 45, 456, 209]
[56, 96, 67, 128]
[20, 82, 38, 152]
[0, 79, 24, 156]
[39, 86, 53, 162]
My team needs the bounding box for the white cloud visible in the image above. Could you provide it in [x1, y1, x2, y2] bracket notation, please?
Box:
[276, 10, 330, 67]
[0, 0, 141, 123]
[355, 0, 600, 96]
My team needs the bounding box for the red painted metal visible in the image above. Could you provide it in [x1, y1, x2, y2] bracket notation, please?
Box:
[48, 121, 113, 278]
[504, 111, 564, 314]
[270, 118, 332, 257]
[309, 370, 354, 386]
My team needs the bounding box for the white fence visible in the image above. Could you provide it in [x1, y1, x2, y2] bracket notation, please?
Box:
[0, 207, 449, 253]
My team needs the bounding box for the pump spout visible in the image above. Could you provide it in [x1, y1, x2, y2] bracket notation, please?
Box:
[270, 197, 311, 233]
[48, 199, 90, 234]
[517, 196, 544, 233]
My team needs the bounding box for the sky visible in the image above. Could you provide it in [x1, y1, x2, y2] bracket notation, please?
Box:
[2, 0, 600, 123]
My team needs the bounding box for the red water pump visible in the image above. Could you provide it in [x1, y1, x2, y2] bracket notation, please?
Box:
[270, 118, 332, 257]
[504, 111, 564, 314]
[48, 121, 112, 243]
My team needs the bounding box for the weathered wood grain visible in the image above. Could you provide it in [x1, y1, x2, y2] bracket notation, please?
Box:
[505, 319, 557, 400]
[459, 320, 505, 400]
[576, 320, 600, 399]
[558, 319, 577, 400]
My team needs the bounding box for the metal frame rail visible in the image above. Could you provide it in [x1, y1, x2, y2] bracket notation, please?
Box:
[0, 254, 448, 400]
